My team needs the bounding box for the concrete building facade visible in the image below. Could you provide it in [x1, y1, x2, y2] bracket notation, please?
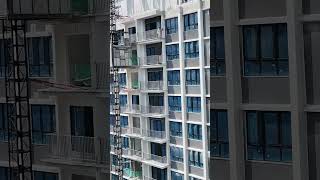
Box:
[110, 0, 210, 179]
[0, 1, 110, 180]
[211, 0, 320, 180]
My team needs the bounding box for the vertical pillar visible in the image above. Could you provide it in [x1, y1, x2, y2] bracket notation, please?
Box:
[223, 0, 245, 180]
[178, 6, 189, 180]
[198, 7, 209, 180]
[286, 0, 309, 180]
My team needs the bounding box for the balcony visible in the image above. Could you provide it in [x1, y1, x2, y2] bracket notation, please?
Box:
[123, 168, 142, 179]
[124, 127, 142, 137]
[0, 0, 107, 19]
[123, 148, 143, 161]
[166, 32, 179, 43]
[137, 28, 163, 42]
[142, 81, 164, 91]
[142, 129, 166, 143]
[142, 153, 167, 167]
[142, 105, 165, 116]
[130, 104, 142, 114]
[44, 134, 108, 166]
[113, 52, 139, 68]
[110, 104, 130, 114]
[131, 80, 141, 90]
[140, 55, 164, 67]
[184, 28, 199, 40]
[70, 63, 91, 87]
[129, 35, 137, 44]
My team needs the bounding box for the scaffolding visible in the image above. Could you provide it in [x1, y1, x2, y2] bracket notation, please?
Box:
[0, 1, 107, 180]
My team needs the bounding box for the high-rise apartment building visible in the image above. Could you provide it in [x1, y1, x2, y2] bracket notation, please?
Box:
[0, 1, 110, 180]
[110, 0, 210, 179]
[211, 0, 320, 180]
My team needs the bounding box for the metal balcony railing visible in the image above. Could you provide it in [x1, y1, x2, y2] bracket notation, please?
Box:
[142, 81, 164, 91]
[140, 55, 163, 66]
[143, 152, 167, 164]
[46, 134, 107, 165]
[142, 129, 166, 139]
[0, 0, 108, 18]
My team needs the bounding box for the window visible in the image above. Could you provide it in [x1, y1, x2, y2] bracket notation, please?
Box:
[187, 97, 201, 113]
[120, 116, 128, 127]
[0, 104, 9, 141]
[168, 70, 180, 85]
[32, 105, 56, 144]
[145, 17, 161, 31]
[119, 73, 126, 87]
[150, 118, 165, 131]
[34, 171, 58, 180]
[149, 95, 164, 106]
[211, 110, 229, 158]
[168, 96, 181, 112]
[189, 150, 203, 167]
[132, 95, 139, 105]
[170, 121, 182, 137]
[122, 137, 129, 148]
[188, 123, 202, 140]
[151, 142, 166, 156]
[0, 40, 7, 77]
[166, 44, 179, 60]
[152, 167, 167, 180]
[120, 95, 127, 106]
[211, 27, 225, 76]
[170, 146, 183, 162]
[185, 41, 199, 58]
[166, 17, 178, 34]
[184, 13, 198, 31]
[70, 106, 94, 137]
[0, 167, 8, 180]
[246, 111, 292, 162]
[128, 27, 136, 35]
[147, 47, 156, 56]
[243, 24, 288, 76]
[27, 37, 53, 77]
[186, 69, 200, 85]
[171, 171, 184, 180]
[148, 70, 163, 81]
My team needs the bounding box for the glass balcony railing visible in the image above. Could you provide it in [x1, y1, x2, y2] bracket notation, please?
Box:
[123, 168, 142, 179]
[142, 129, 166, 140]
[140, 55, 163, 66]
[131, 80, 140, 90]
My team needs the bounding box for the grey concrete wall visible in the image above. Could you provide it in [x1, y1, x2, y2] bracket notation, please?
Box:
[242, 77, 290, 104]
[303, 0, 320, 14]
[239, 0, 286, 18]
[307, 113, 320, 180]
[210, 159, 230, 180]
[211, 77, 227, 103]
[245, 162, 293, 180]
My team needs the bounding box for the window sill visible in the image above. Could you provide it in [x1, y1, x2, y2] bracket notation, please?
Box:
[246, 159, 292, 166]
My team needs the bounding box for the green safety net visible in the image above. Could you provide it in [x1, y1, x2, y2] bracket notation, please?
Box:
[123, 168, 142, 178]
[132, 80, 139, 89]
[131, 55, 138, 66]
[72, 64, 91, 81]
[72, 0, 89, 14]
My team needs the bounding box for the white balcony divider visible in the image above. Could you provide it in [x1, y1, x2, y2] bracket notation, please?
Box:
[143, 152, 167, 164]
[46, 134, 107, 164]
[142, 129, 166, 139]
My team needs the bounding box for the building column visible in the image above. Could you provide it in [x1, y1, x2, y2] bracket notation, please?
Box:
[286, 0, 309, 180]
[198, 7, 209, 180]
[177, 6, 189, 180]
[223, 0, 245, 180]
